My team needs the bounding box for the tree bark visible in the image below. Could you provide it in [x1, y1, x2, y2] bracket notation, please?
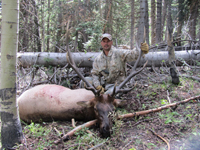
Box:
[55, 0, 62, 52]
[103, 0, 112, 34]
[161, 0, 167, 41]
[130, 0, 135, 49]
[137, 0, 146, 44]
[32, 0, 41, 52]
[151, 0, 156, 45]
[17, 50, 200, 68]
[0, 0, 24, 149]
[145, 0, 149, 45]
[156, 0, 162, 43]
[167, 0, 180, 84]
[189, 0, 199, 40]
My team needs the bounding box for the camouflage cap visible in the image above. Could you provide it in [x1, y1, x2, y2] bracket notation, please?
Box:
[101, 33, 112, 41]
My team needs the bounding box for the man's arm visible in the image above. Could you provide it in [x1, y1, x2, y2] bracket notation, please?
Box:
[91, 59, 101, 88]
[119, 43, 149, 62]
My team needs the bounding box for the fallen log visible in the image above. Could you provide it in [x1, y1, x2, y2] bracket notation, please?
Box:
[17, 50, 200, 68]
[54, 94, 200, 144]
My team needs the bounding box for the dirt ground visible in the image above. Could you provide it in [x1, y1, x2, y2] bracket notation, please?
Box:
[1, 65, 200, 150]
[12, 65, 199, 150]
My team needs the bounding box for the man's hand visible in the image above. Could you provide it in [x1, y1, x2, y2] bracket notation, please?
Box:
[96, 85, 105, 94]
[140, 43, 149, 54]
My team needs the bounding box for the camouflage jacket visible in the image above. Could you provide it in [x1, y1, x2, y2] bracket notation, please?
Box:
[91, 46, 139, 88]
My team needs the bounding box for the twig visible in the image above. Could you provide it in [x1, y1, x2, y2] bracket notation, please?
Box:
[72, 118, 76, 128]
[54, 127, 61, 137]
[54, 119, 97, 144]
[88, 141, 107, 150]
[177, 58, 200, 69]
[66, 143, 91, 149]
[167, 90, 171, 103]
[132, 117, 156, 127]
[118, 94, 200, 119]
[148, 128, 170, 150]
[121, 136, 136, 150]
[180, 74, 200, 82]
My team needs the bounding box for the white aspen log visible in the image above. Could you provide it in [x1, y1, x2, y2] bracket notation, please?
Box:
[17, 50, 200, 68]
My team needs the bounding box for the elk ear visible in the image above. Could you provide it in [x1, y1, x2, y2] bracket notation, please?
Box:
[77, 100, 94, 108]
[113, 99, 126, 108]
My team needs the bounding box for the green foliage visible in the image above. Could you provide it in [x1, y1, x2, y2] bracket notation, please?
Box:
[160, 99, 168, 105]
[159, 109, 182, 124]
[24, 122, 51, 137]
[146, 142, 157, 149]
[129, 147, 136, 150]
[82, 15, 104, 51]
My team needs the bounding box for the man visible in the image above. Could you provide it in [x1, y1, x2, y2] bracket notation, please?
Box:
[82, 33, 149, 94]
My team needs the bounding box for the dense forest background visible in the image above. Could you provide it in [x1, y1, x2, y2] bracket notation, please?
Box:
[1, 0, 199, 53]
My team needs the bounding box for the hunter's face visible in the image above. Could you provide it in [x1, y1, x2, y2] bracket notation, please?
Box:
[101, 38, 113, 51]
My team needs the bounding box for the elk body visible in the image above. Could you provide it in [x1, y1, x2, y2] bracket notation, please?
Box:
[17, 84, 121, 137]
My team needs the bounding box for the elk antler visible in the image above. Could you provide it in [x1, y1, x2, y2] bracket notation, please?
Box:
[112, 27, 148, 95]
[66, 49, 98, 95]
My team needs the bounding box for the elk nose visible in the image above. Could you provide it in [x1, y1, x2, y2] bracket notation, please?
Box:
[103, 125, 109, 132]
[102, 126, 110, 138]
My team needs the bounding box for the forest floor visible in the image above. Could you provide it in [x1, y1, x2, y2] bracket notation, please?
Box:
[1, 64, 200, 150]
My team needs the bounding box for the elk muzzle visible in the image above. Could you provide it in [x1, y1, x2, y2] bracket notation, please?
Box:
[99, 117, 112, 138]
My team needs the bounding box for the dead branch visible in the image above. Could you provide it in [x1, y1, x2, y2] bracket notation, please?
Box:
[180, 74, 200, 82]
[148, 128, 170, 150]
[117, 94, 200, 119]
[54, 119, 97, 144]
[88, 141, 107, 150]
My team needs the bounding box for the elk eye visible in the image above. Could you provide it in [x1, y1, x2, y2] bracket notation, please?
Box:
[99, 116, 103, 120]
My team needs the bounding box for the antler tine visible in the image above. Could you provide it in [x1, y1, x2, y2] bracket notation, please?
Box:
[66, 49, 98, 95]
[113, 26, 147, 95]
[114, 60, 148, 94]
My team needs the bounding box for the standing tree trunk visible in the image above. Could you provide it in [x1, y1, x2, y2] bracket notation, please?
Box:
[99, 0, 102, 18]
[32, 0, 41, 52]
[19, 0, 29, 52]
[167, 0, 180, 85]
[161, 0, 167, 41]
[130, 0, 135, 49]
[47, 0, 50, 52]
[103, 0, 112, 34]
[189, 0, 199, 40]
[177, 0, 185, 46]
[145, 0, 149, 45]
[156, 0, 162, 43]
[151, 0, 156, 45]
[0, 0, 24, 149]
[41, 0, 46, 52]
[137, 0, 146, 44]
[55, 0, 62, 52]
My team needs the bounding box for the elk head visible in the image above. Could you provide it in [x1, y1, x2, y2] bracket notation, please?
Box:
[77, 94, 123, 138]
[66, 47, 147, 138]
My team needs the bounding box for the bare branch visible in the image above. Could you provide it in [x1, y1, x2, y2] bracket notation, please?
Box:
[148, 128, 170, 150]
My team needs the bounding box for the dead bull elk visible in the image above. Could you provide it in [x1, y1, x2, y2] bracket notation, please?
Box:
[17, 84, 122, 138]
[17, 49, 147, 138]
